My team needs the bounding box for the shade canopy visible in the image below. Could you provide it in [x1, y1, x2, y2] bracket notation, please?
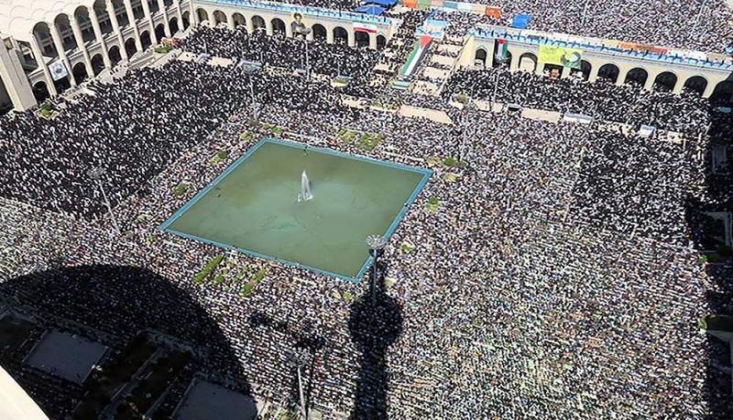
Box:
[363, 0, 398, 7]
[354, 5, 386, 15]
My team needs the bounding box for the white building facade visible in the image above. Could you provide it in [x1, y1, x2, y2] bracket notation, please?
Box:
[1, 1, 731, 112]
[0, 0, 196, 112]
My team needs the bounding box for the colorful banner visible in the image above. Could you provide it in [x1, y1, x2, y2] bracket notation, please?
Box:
[485, 6, 501, 19]
[291, 12, 308, 35]
[495, 38, 508, 61]
[353, 21, 378, 33]
[538, 45, 583, 68]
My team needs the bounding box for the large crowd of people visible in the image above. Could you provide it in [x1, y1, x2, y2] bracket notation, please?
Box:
[472, 0, 732, 53]
[0, 60, 343, 218]
[1, 10, 732, 420]
[269, 0, 732, 53]
[443, 68, 712, 134]
[179, 26, 380, 97]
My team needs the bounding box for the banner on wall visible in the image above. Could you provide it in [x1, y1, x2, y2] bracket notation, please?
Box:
[495, 38, 508, 61]
[291, 12, 309, 36]
[49, 61, 68, 81]
[485, 6, 501, 19]
[353, 21, 378, 33]
[538, 45, 583, 68]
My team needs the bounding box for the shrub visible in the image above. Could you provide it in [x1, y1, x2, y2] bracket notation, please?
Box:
[193, 255, 224, 284]
[428, 196, 439, 206]
[343, 291, 353, 303]
[400, 242, 415, 253]
[443, 157, 457, 167]
[358, 133, 383, 152]
[216, 149, 229, 160]
[173, 182, 189, 197]
[698, 254, 708, 265]
[240, 268, 266, 297]
[154, 44, 172, 54]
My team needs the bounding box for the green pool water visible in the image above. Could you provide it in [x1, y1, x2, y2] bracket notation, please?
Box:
[162, 139, 430, 280]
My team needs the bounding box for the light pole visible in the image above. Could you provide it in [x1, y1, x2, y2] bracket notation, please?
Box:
[240, 63, 260, 118]
[366, 235, 387, 306]
[285, 348, 309, 420]
[295, 27, 312, 81]
[87, 167, 120, 234]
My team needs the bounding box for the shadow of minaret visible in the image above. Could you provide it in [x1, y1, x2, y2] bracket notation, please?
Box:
[348, 260, 403, 419]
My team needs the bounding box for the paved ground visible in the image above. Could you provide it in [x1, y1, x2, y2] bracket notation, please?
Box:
[174, 380, 257, 420]
[25, 331, 107, 384]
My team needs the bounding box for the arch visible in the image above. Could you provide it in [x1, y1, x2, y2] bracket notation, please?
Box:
[213, 10, 227, 26]
[112, 0, 130, 27]
[376, 34, 386, 50]
[131, 1, 145, 20]
[33, 22, 57, 58]
[94, 0, 114, 36]
[91, 54, 105, 76]
[252, 15, 265, 30]
[625, 68, 648, 86]
[518, 52, 537, 73]
[232, 13, 245, 29]
[196, 8, 209, 23]
[0, 77, 10, 115]
[493, 51, 511, 68]
[148, 0, 160, 14]
[312, 24, 327, 40]
[155, 24, 166, 44]
[32, 82, 51, 102]
[271, 18, 286, 34]
[109, 45, 122, 66]
[182, 11, 191, 30]
[140, 31, 152, 50]
[333, 26, 348, 44]
[53, 76, 71, 95]
[597, 63, 619, 83]
[169, 17, 180, 34]
[72, 62, 88, 84]
[124, 37, 137, 58]
[710, 80, 733, 105]
[576, 60, 592, 81]
[683, 76, 707, 95]
[355, 31, 370, 48]
[474, 48, 487, 67]
[653, 71, 677, 92]
[542, 63, 562, 78]
[53, 14, 77, 51]
[74, 6, 96, 44]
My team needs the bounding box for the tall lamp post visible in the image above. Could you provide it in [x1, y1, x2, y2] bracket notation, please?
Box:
[366, 235, 387, 306]
[87, 167, 120, 234]
[285, 348, 309, 420]
[295, 27, 312, 81]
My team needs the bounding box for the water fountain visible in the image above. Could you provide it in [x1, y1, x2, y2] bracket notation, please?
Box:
[298, 170, 313, 202]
